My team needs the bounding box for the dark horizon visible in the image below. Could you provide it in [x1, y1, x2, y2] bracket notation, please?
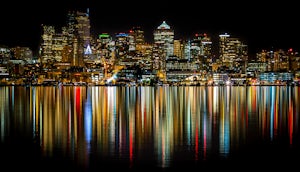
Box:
[1, 0, 299, 58]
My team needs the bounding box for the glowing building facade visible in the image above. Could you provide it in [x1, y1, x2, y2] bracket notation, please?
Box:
[219, 33, 247, 73]
[153, 21, 174, 71]
[115, 33, 129, 59]
[40, 9, 91, 67]
[40, 25, 67, 63]
[0, 45, 12, 63]
[173, 40, 184, 58]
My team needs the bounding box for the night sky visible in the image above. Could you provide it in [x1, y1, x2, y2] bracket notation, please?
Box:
[0, 0, 299, 57]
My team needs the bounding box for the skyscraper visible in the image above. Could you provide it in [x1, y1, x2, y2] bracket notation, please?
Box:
[154, 21, 174, 58]
[65, 9, 91, 66]
[75, 9, 91, 65]
[219, 33, 247, 73]
[153, 21, 174, 71]
[40, 9, 91, 67]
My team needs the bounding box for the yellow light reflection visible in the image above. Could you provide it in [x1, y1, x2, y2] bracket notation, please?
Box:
[0, 85, 299, 169]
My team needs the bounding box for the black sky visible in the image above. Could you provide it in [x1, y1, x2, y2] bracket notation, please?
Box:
[0, 0, 299, 57]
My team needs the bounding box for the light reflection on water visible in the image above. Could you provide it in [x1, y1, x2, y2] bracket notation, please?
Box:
[0, 86, 300, 170]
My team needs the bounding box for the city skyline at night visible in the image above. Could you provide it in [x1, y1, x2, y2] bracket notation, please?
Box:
[1, 2, 300, 87]
[1, 1, 300, 171]
[1, 0, 299, 57]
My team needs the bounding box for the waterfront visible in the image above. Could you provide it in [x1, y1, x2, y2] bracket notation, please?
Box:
[1, 86, 300, 171]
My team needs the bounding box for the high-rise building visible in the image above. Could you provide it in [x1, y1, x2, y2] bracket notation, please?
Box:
[130, 26, 145, 45]
[182, 33, 213, 72]
[128, 31, 135, 52]
[74, 9, 91, 65]
[153, 21, 174, 71]
[197, 33, 212, 58]
[197, 33, 212, 71]
[128, 26, 145, 53]
[40, 9, 91, 67]
[219, 33, 247, 73]
[173, 39, 183, 58]
[75, 9, 91, 49]
[40, 25, 66, 63]
[154, 21, 174, 58]
[257, 49, 289, 72]
[96, 33, 113, 59]
[115, 32, 129, 59]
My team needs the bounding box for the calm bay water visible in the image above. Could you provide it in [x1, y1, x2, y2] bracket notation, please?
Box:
[0, 86, 300, 171]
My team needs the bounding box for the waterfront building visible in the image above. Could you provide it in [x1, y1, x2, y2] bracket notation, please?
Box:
[153, 21, 174, 71]
[0, 66, 9, 79]
[257, 49, 290, 72]
[0, 45, 11, 64]
[246, 60, 267, 78]
[259, 72, 293, 85]
[165, 56, 198, 83]
[219, 33, 248, 73]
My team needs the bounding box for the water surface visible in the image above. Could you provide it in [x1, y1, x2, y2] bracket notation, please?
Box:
[1, 86, 300, 171]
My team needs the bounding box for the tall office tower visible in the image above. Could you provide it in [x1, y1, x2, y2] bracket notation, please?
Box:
[198, 33, 212, 71]
[40, 25, 69, 64]
[66, 10, 77, 38]
[128, 26, 145, 51]
[65, 9, 91, 66]
[198, 33, 212, 57]
[190, 35, 201, 62]
[190, 33, 212, 61]
[61, 12, 76, 64]
[152, 44, 164, 71]
[76, 9, 91, 64]
[184, 40, 191, 60]
[128, 31, 136, 52]
[219, 33, 248, 73]
[115, 32, 130, 59]
[130, 26, 145, 44]
[173, 39, 184, 58]
[128, 26, 145, 52]
[96, 33, 113, 59]
[40, 25, 55, 63]
[131, 26, 151, 58]
[153, 21, 174, 71]
[76, 9, 91, 49]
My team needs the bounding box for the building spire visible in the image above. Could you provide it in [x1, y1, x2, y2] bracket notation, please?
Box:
[157, 21, 170, 30]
